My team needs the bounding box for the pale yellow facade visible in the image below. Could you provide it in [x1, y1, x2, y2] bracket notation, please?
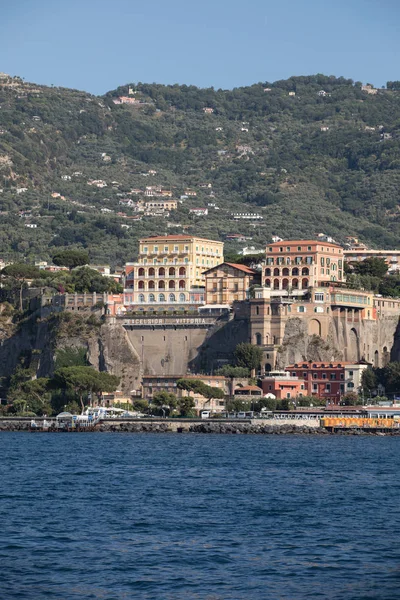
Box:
[131, 235, 224, 305]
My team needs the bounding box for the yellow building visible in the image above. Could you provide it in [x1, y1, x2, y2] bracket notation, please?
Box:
[130, 235, 224, 305]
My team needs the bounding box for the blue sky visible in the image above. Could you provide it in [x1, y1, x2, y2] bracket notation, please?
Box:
[1, 0, 399, 95]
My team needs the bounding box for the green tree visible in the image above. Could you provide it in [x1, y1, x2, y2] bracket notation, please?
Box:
[52, 366, 119, 413]
[177, 396, 196, 417]
[1, 263, 41, 310]
[341, 391, 360, 406]
[234, 343, 263, 374]
[177, 378, 225, 406]
[215, 365, 250, 378]
[152, 391, 177, 416]
[352, 257, 388, 278]
[53, 249, 89, 270]
[361, 367, 377, 393]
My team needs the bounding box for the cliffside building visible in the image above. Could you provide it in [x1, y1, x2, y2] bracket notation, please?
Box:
[203, 262, 259, 305]
[264, 240, 344, 291]
[127, 235, 224, 306]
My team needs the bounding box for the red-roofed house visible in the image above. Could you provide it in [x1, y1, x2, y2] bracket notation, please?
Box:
[203, 262, 261, 305]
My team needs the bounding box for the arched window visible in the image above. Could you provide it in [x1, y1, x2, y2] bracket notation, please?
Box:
[169, 267, 175, 276]
[148, 267, 155, 276]
[256, 333, 262, 345]
[159, 267, 165, 277]
[138, 280, 145, 290]
[179, 293, 185, 302]
[282, 268, 289, 276]
[273, 278, 280, 290]
[265, 279, 271, 287]
[292, 267, 299, 276]
[169, 280, 175, 289]
[179, 267, 186, 276]
[149, 293, 155, 302]
[148, 280, 155, 289]
[273, 268, 280, 276]
[158, 280, 165, 289]
[265, 268, 271, 277]
[139, 294, 145, 303]
[302, 278, 309, 289]
[159, 293, 165, 302]
[138, 268, 145, 276]
[282, 278, 289, 290]
[169, 293, 176, 302]
[292, 278, 299, 289]
[302, 267, 309, 276]
[179, 280, 185, 290]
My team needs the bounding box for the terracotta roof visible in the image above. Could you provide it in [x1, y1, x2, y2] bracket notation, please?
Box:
[267, 240, 341, 248]
[225, 262, 257, 274]
[140, 235, 222, 243]
[203, 262, 256, 274]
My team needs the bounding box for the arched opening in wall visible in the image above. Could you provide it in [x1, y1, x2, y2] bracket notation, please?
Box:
[179, 293, 186, 302]
[265, 268, 271, 277]
[265, 334, 269, 344]
[139, 294, 145, 303]
[309, 318, 321, 337]
[374, 350, 379, 368]
[179, 280, 185, 290]
[148, 267, 155, 277]
[302, 267, 309, 276]
[158, 280, 165, 289]
[292, 278, 299, 289]
[148, 280, 155, 290]
[282, 268, 289, 276]
[138, 280, 145, 290]
[255, 333, 262, 346]
[149, 293, 155, 303]
[138, 268, 145, 277]
[169, 293, 176, 302]
[273, 279, 280, 290]
[159, 293, 165, 302]
[292, 268, 299, 276]
[179, 267, 186, 276]
[265, 279, 271, 287]
[348, 328, 360, 362]
[382, 346, 390, 366]
[169, 280, 175, 289]
[265, 363, 272, 373]
[282, 278, 289, 290]
[169, 267, 175, 276]
[302, 278, 309, 289]
[273, 268, 280, 276]
[159, 267, 165, 277]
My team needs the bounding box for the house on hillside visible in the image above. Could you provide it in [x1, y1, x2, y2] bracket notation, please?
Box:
[189, 207, 208, 216]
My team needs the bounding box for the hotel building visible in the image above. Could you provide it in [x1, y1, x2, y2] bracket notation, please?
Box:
[127, 235, 224, 305]
[264, 240, 344, 291]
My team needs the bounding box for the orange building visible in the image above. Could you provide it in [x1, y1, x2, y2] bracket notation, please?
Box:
[261, 371, 305, 399]
[203, 262, 259, 305]
[264, 240, 344, 291]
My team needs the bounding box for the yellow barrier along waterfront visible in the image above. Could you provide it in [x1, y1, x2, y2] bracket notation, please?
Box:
[320, 417, 400, 431]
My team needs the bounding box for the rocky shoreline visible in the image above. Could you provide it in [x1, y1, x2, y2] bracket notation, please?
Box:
[1, 420, 399, 435]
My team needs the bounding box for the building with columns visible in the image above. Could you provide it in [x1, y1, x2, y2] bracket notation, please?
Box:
[264, 240, 344, 291]
[127, 235, 224, 306]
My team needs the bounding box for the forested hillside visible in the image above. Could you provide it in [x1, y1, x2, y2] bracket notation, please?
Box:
[1, 73, 400, 265]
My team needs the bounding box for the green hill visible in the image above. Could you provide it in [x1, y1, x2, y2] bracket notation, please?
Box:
[1, 73, 400, 265]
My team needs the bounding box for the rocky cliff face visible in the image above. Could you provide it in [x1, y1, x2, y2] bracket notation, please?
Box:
[0, 311, 141, 394]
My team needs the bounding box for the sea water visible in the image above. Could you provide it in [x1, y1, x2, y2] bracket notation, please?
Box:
[0, 433, 399, 599]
